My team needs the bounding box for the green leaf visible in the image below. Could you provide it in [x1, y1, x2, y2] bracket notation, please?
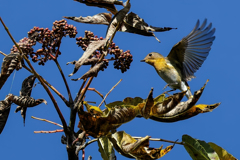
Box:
[208, 142, 237, 160]
[98, 136, 116, 160]
[198, 140, 219, 160]
[182, 134, 211, 160]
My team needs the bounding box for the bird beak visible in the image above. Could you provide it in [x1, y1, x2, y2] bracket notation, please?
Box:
[140, 59, 145, 62]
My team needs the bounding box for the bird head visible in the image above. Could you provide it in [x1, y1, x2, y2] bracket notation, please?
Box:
[140, 52, 164, 66]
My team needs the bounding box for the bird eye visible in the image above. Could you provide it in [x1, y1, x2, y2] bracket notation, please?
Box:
[149, 53, 152, 57]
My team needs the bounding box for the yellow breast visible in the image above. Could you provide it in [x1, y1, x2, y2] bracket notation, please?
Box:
[153, 58, 169, 71]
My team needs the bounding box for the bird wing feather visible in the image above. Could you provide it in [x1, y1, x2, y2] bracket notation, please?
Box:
[167, 19, 215, 81]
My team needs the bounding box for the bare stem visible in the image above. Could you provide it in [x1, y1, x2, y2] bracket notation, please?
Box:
[31, 116, 63, 128]
[133, 136, 184, 145]
[88, 87, 106, 105]
[74, 77, 94, 110]
[40, 76, 69, 105]
[74, 79, 87, 103]
[0, 51, 7, 56]
[0, 17, 68, 133]
[98, 79, 122, 107]
[54, 59, 73, 105]
[34, 129, 64, 134]
[69, 78, 87, 134]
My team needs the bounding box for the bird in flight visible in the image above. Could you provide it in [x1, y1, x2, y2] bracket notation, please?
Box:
[141, 19, 215, 99]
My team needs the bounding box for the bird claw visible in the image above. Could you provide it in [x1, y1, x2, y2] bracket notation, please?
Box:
[163, 89, 176, 96]
[162, 84, 169, 90]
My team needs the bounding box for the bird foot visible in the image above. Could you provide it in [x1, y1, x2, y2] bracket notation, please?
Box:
[163, 89, 176, 96]
[162, 84, 169, 90]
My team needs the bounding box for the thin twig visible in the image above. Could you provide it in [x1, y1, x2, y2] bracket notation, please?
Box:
[0, 17, 68, 133]
[88, 88, 104, 99]
[74, 77, 94, 110]
[54, 59, 73, 105]
[31, 116, 63, 128]
[98, 79, 122, 107]
[74, 78, 87, 103]
[0, 51, 7, 56]
[88, 88, 106, 105]
[34, 129, 64, 134]
[79, 139, 98, 150]
[133, 136, 184, 145]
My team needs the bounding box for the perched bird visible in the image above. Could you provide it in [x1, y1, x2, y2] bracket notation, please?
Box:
[141, 19, 215, 99]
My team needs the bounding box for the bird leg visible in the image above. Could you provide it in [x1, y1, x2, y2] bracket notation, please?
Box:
[162, 82, 178, 90]
[162, 84, 169, 91]
[162, 82, 178, 96]
[163, 89, 176, 96]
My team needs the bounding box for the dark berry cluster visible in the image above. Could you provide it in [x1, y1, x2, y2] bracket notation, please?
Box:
[22, 19, 78, 65]
[76, 30, 104, 59]
[76, 31, 133, 73]
[110, 43, 132, 73]
[10, 37, 35, 55]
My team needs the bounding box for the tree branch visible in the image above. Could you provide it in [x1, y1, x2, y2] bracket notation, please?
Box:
[31, 116, 63, 128]
[0, 17, 68, 134]
[54, 59, 73, 106]
[34, 129, 64, 133]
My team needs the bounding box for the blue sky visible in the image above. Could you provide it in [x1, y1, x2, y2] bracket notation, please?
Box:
[0, 0, 239, 159]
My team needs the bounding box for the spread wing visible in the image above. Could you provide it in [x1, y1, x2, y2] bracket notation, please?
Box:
[167, 19, 215, 81]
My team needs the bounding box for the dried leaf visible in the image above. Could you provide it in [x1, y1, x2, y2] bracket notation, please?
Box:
[15, 75, 36, 125]
[78, 81, 220, 137]
[64, 13, 112, 25]
[19, 75, 36, 96]
[150, 91, 186, 117]
[122, 97, 143, 106]
[74, 0, 123, 14]
[78, 101, 139, 138]
[0, 52, 21, 89]
[182, 135, 220, 160]
[108, 131, 173, 159]
[0, 99, 11, 134]
[149, 81, 220, 122]
[120, 12, 176, 41]
[69, 39, 107, 77]
[71, 61, 108, 81]
[105, 2, 131, 40]
[140, 88, 154, 119]
[67, 57, 100, 66]
[208, 142, 237, 160]
[8, 94, 47, 107]
[98, 136, 116, 160]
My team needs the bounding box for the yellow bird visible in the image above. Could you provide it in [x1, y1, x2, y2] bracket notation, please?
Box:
[141, 19, 215, 99]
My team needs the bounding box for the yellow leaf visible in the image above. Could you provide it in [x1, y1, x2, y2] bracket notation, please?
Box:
[208, 142, 237, 160]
